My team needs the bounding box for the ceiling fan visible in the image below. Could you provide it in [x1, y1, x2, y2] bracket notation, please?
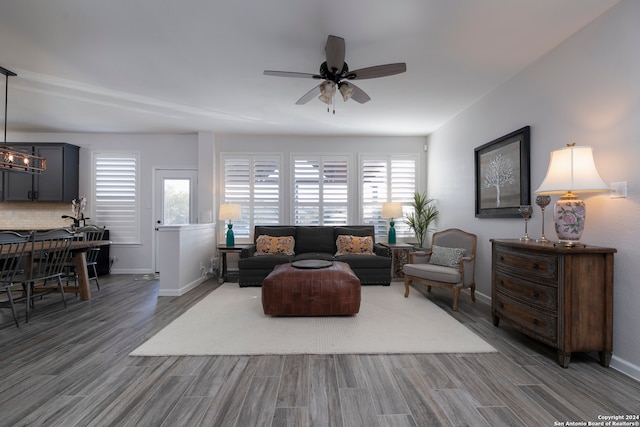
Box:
[264, 35, 406, 112]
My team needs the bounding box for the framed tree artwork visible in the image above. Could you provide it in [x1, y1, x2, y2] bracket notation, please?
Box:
[474, 126, 530, 218]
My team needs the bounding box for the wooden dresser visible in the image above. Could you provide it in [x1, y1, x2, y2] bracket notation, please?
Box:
[491, 239, 616, 368]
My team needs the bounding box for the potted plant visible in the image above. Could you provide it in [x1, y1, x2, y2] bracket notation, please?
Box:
[404, 192, 439, 249]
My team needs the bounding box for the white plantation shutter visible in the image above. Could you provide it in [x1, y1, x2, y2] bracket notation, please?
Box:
[93, 153, 140, 244]
[253, 157, 280, 225]
[293, 156, 349, 225]
[362, 159, 388, 238]
[361, 155, 418, 240]
[223, 154, 280, 238]
[322, 159, 348, 225]
[293, 159, 319, 224]
[391, 159, 417, 202]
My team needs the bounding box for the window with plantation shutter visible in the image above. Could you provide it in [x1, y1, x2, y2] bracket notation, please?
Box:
[361, 155, 418, 240]
[293, 156, 349, 225]
[222, 154, 281, 238]
[93, 153, 140, 244]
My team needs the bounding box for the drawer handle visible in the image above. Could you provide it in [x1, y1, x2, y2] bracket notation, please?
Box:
[532, 263, 540, 270]
[499, 256, 504, 261]
[532, 319, 539, 326]
[532, 291, 540, 299]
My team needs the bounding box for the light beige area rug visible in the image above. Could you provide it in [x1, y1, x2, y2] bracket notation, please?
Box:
[130, 281, 495, 356]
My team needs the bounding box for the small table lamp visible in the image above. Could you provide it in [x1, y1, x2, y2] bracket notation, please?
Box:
[535, 145, 608, 246]
[382, 202, 403, 244]
[219, 203, 241, 246]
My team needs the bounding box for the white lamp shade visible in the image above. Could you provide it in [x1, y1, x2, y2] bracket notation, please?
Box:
[535, 146, 608, 195]
[218, 203, 241, 221]
[382, 202, 403, 219]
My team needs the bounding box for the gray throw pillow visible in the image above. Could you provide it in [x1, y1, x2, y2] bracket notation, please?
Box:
[428, 245, 465, 268]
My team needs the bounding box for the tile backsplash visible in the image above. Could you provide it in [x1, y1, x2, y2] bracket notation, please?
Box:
[0, 202, 76, 230]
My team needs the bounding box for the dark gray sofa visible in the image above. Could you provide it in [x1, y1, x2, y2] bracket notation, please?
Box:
[238, 225, 392, 287]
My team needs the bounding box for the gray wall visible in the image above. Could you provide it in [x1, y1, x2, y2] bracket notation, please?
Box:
[427, 0, 640, 378]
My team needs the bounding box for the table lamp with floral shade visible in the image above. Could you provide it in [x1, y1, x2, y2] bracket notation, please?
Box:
[535, 144, 609, 246]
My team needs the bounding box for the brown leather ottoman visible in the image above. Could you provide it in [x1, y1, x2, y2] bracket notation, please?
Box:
[262, 261, 361, 316]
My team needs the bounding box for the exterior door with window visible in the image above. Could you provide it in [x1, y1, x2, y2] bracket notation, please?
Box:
[153, 169, 197, 272]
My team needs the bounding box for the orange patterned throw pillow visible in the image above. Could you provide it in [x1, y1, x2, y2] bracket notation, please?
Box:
[335, 235, 374, 256]
[255, 235, 295, 256]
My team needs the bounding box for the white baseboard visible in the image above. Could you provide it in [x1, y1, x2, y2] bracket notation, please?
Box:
[610, 355, 640, 382]
[474, 290, 491, 306]
[158, 275, 210, 297]
[110, 268, 154, 275]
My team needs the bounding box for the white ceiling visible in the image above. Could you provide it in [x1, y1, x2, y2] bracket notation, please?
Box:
[0, 0, 619, 136]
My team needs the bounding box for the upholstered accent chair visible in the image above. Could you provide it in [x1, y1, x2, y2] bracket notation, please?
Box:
[402, 228, 477, 311]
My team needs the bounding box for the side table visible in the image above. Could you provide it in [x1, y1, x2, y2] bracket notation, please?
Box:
[217, 244, 248, 284]
[381, 243, 414, 278]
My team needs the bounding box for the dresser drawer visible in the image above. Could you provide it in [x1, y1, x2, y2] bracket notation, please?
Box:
[494, 246, 557, 283]
[494, 271, 557, 311]
[494, 293, 557, 345]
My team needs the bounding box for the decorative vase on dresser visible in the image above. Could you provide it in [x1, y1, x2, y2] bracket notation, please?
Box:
[491, 239, 616, 368]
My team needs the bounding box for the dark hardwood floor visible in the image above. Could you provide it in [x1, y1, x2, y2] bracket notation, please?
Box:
[1, 274, 638, 426]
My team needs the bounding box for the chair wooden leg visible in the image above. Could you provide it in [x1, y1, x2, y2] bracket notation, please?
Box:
[470, 282, 476, 302]
[427, 286, 432, 293]
[452, 288, 460, 311]
[404, 276, 411, 297]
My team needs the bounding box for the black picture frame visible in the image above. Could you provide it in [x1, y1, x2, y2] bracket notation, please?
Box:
[474, 126, 530, 218]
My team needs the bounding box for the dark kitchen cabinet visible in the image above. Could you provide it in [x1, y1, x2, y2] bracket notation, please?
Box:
[95, 229, 111, 276]
[3, 143, 79, 202]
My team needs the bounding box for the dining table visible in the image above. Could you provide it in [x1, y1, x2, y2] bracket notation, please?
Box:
[61, 239, 112, 300]
[3, 238, 112, 301]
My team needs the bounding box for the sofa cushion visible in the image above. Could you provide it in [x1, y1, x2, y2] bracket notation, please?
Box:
[334, 226, 375, 242]
[293, 252, 335, 261]
[238, 254, 293, 270]
[254, 226, 296, 240]
[255, 235, 295, 256]
[295, 227, 335, 254]
[428, 245, 466, 268]
[336, 253, 392, 269]
[335, 235, 374, 256]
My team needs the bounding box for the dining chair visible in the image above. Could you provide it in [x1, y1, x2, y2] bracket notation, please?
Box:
[0, 231, 33, 327]
[22, 228, 74, 322]
[64, 225, 106, 292]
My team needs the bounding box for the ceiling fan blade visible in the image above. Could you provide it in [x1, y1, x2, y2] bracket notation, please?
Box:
[342, 82, 371, 104]
[325, 35, 345, 73]
[295, 85, 321, 105]
[264, 70, 320, 79]
[347, 63, 407, 80]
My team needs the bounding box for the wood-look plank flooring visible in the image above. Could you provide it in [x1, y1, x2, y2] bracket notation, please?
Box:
[1, 274, 638, 426]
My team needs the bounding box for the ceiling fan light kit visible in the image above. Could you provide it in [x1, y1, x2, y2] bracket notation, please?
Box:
[264, 35, 406, 113]
[319, 81, 336, 105]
